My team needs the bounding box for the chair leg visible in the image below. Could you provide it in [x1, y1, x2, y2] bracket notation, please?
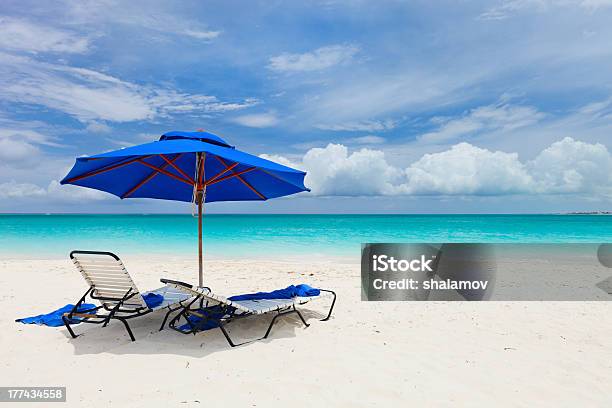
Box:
[168, 297, 201, 333]
[264, 308, 310, 340]
[62, 315, 78, 339]
[263, 312, 283, 339]
[168, 311, 184, 330]
[115, 317, 136, 341]
[294, 307, 310, 328]
[319, 289, 337, 321]
[169, 309, 199, 335]
[63, 287, 93, 339]
[218, 321, 238, 347]
[159, 306, 180, 331]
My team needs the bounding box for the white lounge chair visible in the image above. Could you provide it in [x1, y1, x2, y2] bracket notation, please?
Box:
[63, 251, 196, 341]
[161, 278, 336, 347]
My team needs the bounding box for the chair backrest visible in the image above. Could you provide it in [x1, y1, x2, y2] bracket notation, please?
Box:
[71, 251, 148, 310]
[163, 279, 252, 313]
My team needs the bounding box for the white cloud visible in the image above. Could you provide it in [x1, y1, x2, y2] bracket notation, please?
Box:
[401, 143, 533, 195]
[0, 138, 40, 163]
[106, 138, 136, 148]
[0, 127, 57, 146]
[63, 0, 221, 42]
[181, 29, 221, 40]
[0, 3, 221, 48]
[0, 17, 89, 54]
[419, 103, 545, 144]
[46, 180, 110, 202]
[580, 0, 612, 9]
[301, 144, 401, 196]
[269, 44, 359, 72]
[478, 0, 543, 20]
[479, 0, 612, 20]
[0, 181, 46, 198]
[149, 92, 258, 115]
[258, 154, 298, 169]
[0, 127, 60, 163]
[0, 53, 256, 122]
[297, 69, 467, 127]
[0, 53, 152, 122]
[315, 119, 396, 132]
[0, 179, 110, 202]
[268, 138, 611, 197]
[575, 98, 612, 119]
[350, 135, 386, 144]
[529, 137, 612, 193]
[85, 121, 112, 133]
[231, 112, 279, 128]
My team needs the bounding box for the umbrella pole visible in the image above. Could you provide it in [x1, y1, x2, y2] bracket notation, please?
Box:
[197, 151, 206, 288]
[198, 195, 203, 287]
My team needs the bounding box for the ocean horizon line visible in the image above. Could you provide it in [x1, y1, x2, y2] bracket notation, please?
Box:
[1, 212, 608, 216]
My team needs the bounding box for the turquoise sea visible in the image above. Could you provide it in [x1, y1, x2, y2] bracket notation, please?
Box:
[0, 214, 610, 259]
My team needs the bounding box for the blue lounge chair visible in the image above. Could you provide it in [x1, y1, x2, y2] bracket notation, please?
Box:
[161, 279, 336, 347]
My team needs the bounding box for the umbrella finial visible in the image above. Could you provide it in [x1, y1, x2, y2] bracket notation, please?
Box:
[197, 128, 205, 132]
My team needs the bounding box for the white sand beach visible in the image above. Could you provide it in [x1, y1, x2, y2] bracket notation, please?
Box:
[1, 255, 611, 407]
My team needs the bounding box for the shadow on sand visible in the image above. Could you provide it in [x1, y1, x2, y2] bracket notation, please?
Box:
[63, 307, 329, 357]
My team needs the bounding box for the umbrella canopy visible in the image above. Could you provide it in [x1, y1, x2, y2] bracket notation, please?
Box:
[61, 130, 309, 285]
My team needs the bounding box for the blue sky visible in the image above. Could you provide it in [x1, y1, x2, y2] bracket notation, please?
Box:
[0, 0, 611, 213]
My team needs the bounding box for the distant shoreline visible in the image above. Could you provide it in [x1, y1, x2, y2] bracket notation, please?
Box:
[560, 212, 612, 215]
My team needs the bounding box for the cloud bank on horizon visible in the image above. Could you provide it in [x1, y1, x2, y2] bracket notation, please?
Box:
[0, 0, 611, 213]
[262, 137, 611, 197]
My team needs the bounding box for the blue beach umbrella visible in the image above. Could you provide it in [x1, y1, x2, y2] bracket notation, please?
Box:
[61, 130, 309, 286]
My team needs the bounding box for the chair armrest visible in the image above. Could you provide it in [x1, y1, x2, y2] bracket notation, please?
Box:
[160, 278, 193, 289]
